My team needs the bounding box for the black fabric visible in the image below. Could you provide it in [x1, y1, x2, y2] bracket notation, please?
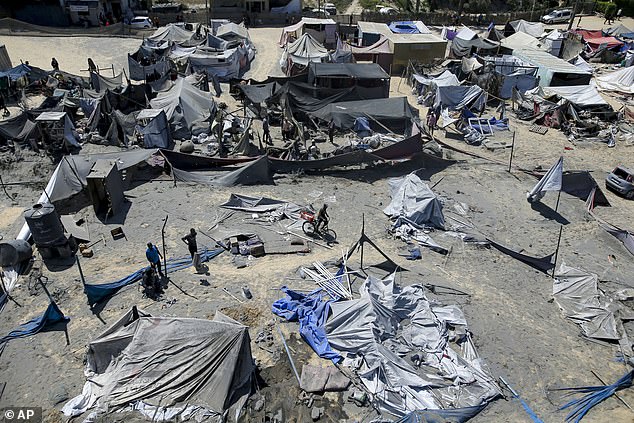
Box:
[487, 238, 555, 273]
[309, 97, 418, 131]
[161, 149, 254, 170]
[562, 171, 610, 206]
[237, 82, 279, 105]
[172, 156, 272, 187]
[0, 112, 32, 141]
[308, 62, 389, 81]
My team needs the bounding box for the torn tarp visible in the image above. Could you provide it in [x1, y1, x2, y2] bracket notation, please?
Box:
[220, 194, 302, 219]
[598, 221, 634, 256]
[272, 288, 342, 361]
[83, 248, 224, 306]
[396, 405, 488, 423]
[487, 238, 554, 273]
[553, 263, 620, 341]
[527, 156, 563, 203]
[0, 301, 68, 347]
[324, 274, 499, 418]
[171, 156, 273, 187]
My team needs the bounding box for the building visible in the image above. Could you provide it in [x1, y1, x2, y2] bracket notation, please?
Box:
[65, 0, 144, 26]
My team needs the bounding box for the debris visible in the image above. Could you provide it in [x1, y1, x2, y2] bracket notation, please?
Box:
[242, 285, 253, 300]
[110, 227, 126, 240]
[499, 376, 544, 423]
[222, 287, 244, 303]
[311, 406, 324, 421]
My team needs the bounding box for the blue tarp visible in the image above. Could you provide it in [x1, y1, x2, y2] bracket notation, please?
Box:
[83, 247, 224, 306]
[389, 21, 419, 34]
[0, 64, 32, 82]
[396, 404, 488, 423]
[0, 301, 69, 346]
[271, 287, 342, 362]
[353, 116, 370, 133]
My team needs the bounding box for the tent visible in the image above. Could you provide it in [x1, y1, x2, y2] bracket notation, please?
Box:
[346, 36, 393, 73]
[280, 33, 330, 76]
[383, 172, 445, 229]
[412, 69, 460, 88]
[137, 109, 172, 149]
[310, 97, 418, 132]
[513, 48, 592, 86]
[0, 111, 37, 145]
[62, 308, 254, 422]
[504, 19, 544, 38]
[146, 24, 195, 45]
[388, 21, 431, 34]
[188, 47, 245, 81]
[575, 29, 624, 51]
[279, 17, 337, 46]
[434, 85, 486, 110]
[525, 85, 608, 107]
[127, 46, 170, 82]
[595, 66, 634, 94]
[0, 44, 12, 71]
[500, 31, 544, 52]
[216, 22, 249, 41]
[605, 24, 634, 39]
[451, 33, 499, 57]
[149, 78, 215, 138]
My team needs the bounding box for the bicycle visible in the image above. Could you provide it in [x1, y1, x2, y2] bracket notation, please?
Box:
[300, 210, 337, 242]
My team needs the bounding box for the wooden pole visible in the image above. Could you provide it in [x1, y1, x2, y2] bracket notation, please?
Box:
[76, 256, 86, 286]
[551, 225, 563, 278]
[161, 215, 168, 279]
[554, 189, 562, 214]
[508, 131, 516, 173]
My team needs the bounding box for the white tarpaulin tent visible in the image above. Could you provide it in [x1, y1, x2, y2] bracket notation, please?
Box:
[62, 308, 254, 422]
[595, 66, 634, 94]
[147, 24, 195, 44]
[150, 77, 215, 138]
[525, 85, 608, 106]
[507, 19, 544, 38]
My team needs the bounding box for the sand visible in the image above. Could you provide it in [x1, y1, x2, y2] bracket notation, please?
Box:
[0, 19, 634, 423]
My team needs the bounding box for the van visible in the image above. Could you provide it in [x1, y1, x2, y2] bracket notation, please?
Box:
[324, 2, 337, 15]
[541, 9, 572, 24]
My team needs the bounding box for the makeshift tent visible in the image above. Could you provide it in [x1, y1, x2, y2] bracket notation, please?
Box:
[451, 27, 499, 57]
[595, 67, 634, 94]
[434, 85, 486, 110]
[605, 24, 634, 39]
[127, 46, 170, 82]
[500, 31, 544, 52]
[279, 17, 337, 46]
[526, 85, 608, 107]
[149, 78, 215, 138]
[575, 29, 623, 51]
[412, 69, 460, 88]
[0, 111, 37, 145]
[307, 62, 390, 98]
[89, 72, 125, 93]
[383, 172, 445, 229]
[346, 36, 393, 73]
[0, 63, 31, 82]
[171, 156, 273, 187]
[513, 48, 592, 86]
[146, 24, 195, 44]
[137, 109, 172, 148]
[62, 308, 254, 423]
[35, 111, 80, 149]
[310, 97, 418, 132]
[188, 47, 245, 81]
[216, 22, 249, 41]
[527, 156, 563, 203]
[280, 33, 330, 76]
[504, 20, 544, 38]
[0, 44, 11, 71]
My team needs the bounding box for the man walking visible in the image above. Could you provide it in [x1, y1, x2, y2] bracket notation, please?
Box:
[262, 114, 272, 145]
[181, 228, 198, 261]
[51, 58, 59, 71]
[146, 242, 164, 277]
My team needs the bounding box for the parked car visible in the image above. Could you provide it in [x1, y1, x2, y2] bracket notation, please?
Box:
[541, 9, 572, 24]
[324, 3, 337, 15]
[605, 165, 634, 199]
[379, 6, 398, 14]
[130, 16, 153, 28]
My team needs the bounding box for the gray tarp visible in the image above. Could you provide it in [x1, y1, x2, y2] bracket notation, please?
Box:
[525, 85, 608, 107]
[553, 263, 620, 341]
[451, 37, 499, 57]
[310, 97, 418, 131]
[139, 110, 171, 149]
[281, 33, 329, 74]
[62, 308, 254, 422]
[220, 193, 302, 218]
[325, 274, 499, 418]
[172, 156, 272, 187]
[147, 24, 195, 44]
[434, 85, 486, 110]
[150, 78, 215, 138]
[383, 172, 445, 229]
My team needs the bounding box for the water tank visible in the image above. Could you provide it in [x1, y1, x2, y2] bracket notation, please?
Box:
[0, 240, 32, 267]
[23, 203, 66, 247]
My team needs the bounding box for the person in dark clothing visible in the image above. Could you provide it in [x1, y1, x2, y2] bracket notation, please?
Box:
[141, 267, 162, 298]
[51, 58, 59, 71]
[328, 119, 335, 144]
[146, 242, 164, 277]
[315, 204, 329, 232]
[181, 228, 198, 260]
[0, 94, 9, 116]
[262, 115, 272, 145]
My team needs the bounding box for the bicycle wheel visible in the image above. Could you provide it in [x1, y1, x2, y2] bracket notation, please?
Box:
[302, 221, 316, 236]
[323, 228, 337, 242]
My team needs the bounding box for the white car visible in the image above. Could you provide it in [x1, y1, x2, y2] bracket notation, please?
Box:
[324, 2, 337, 15]
[541, 9, 572, 24]
[379, 6, 398, 14]
[130, 16, 153, 29]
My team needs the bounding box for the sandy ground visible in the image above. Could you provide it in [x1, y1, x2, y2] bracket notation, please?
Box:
[1, 19, 634, 423]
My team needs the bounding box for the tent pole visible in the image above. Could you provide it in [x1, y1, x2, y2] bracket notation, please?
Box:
[508, 131, 515, 173]
[76, 255, 87, 286]
[551, 225, 563, 278]
[360, 214, 365, 270]
[161, 215, 168, 280]
[554, 189, 562, 213]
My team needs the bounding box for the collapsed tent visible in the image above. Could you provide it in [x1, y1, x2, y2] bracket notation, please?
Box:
[171, 156, 273, 187]
[575, 29, 623, 51]
[412, 69, 460, 89]
[310, 97, 418, 132]
[62, 308, 254, 422]
[553, 263, 621, 341]
[487, 239, 555, 273]
[383, 172, 445, 229]
[0, 111, 37, 144]
[220, 194, 302, 219]
[0, 301, 68, 348]
[149, 78, 215, 138]
[525, 85, 608, 107]
[324, 274, 500, 418]
[595, 66, 634, 95]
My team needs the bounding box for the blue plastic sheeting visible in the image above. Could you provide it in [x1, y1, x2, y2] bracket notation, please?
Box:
[353, 116, 370, 133]
[83, 247, 225, 306]
[0, 64, 32, 81]
[0, 301, 69, 346]
[271, 287, 342, 361]
[395, 404, 487, 423]
[389, 22, 418, 34]
[557, 370, 633, 423]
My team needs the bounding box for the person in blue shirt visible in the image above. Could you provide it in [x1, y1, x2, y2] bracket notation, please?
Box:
[146, 242, 163, 277]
